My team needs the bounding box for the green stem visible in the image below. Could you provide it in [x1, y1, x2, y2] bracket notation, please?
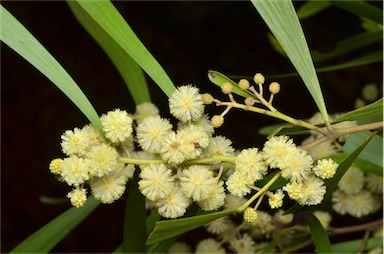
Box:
[184, 155, 237, 164]
[237, 172, 282, 212]
[221, 102, 327, 135]
[118, 157, 165, 165]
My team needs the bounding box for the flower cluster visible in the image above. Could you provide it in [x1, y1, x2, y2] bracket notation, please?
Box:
[332, 167, 383, 218]
[49, 109, 135, 207]
[48, 74, 382, 253]
[50, 84, 338, 215]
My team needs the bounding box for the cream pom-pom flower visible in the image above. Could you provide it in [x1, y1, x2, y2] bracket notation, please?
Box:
[169, 85, 204, 122]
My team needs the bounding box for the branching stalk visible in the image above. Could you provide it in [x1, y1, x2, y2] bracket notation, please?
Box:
[301, 121, 383, 150]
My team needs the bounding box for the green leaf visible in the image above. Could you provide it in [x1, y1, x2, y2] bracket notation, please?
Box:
[11, 196, 100, 253]
[331, 154, 383, 176]
[331, 1, 383, 24]
[74, 0, 176, 98]
[312, 30, 383, 62]
[297, 1, 331, 20]
[251, 0, 330, 126]
[147, 238, 177, 254]
[147, 209, 236, 245]
[268, 50, 382, 79]
[207, 70, 256, 99]
[0, 5, 103, 133]
[67, 1, 150, 105]
[325, 131, 377, 200]
[331, 237, 383, 253]
[306, 212, 332, 254]
[123, 169, 146, 253]
[333, 99, 383, 123]
[343, 131, 383, 168]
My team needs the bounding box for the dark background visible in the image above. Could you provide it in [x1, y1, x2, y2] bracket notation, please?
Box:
[2, 1, 382, 252]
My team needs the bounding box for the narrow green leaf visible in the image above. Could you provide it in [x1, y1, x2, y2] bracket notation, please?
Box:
[123, 169, 146, 253]
[343, 131, 383, 168]
[306, 212, 332, 254]
[0, 5, 103, 133]
[325, 131, 377, 200]
[331, 154, 383, 176]
[331, 1, 383, 24]
[331, 237, 383, 253]
[147, 238, 177, 253]
[11, 196, 100, 253]
[268, 50, 382, 79]
[333, 99, 383, 123]
[67, 1, 151, 105]
[207, 70, 257, 99]
[147, 209, 236, 245]
[251, 0, 330, 126]
[312, 30, 383, 62]
[74, 0, 176, 98]
[297, 1, 331, 20]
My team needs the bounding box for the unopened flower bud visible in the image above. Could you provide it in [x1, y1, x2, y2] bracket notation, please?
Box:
[243, 207, 258, 223]
[253, 73, 265, 85]
[269, 82, 280, 95]
[202, 93, 214, 105]
[221, 82, 233, 94]
[238, 79, 250, 90]
[49, 158, 63, 175]
[211, 115, 224, 128]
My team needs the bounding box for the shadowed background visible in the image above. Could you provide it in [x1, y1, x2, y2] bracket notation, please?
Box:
[2, 1, 382, 252]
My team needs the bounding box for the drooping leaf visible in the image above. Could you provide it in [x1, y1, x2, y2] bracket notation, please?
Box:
[251, 0, 330, 126]
[306, 212, 332, 254]
[296, 1, 331, 20]
[333, 99, 383, 123]
[312, 30, 383, 62]
[147, 209, 236, 245]
[330, 0, 383, 24]
[0, 5, 103, 133]
[11, 197, 100, 253]
[343, 131, 383, 168]
[67, 1, 151, 105]
[123, 169, 146, 253]
[265, 50, 382, 79]
[74, 0, 176, 98]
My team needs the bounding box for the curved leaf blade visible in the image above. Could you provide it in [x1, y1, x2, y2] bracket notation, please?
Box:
[312, 30, 383, 62]
[0, 5, 103, 133]
[251, 0, 330, 126]
[333, 99, 383, 123]
[67, 1, 151, 105]
[147, 209, 235, 245]
[331, 1, 383, 24]
[306, 212, 332, 254]
[296, 1, 331, 20]
[11, 197, 100, 253]
[74, 0, 176, 98]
